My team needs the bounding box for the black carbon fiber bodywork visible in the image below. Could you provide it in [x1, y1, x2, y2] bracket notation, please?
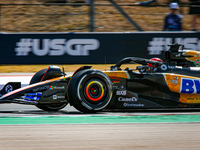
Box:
[106, 63, 200, 110]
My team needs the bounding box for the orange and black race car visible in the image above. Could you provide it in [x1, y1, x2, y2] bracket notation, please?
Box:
[1, 44, 200, 113]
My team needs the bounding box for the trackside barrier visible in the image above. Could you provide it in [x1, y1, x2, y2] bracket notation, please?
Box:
[1, 32, 200, 64]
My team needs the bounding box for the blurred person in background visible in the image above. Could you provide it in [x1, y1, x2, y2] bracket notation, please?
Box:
[163, 2, 183, 31]
[134, 0, 156, 5]
[189, 0, 200, 31]
[134, 0, 179, 5]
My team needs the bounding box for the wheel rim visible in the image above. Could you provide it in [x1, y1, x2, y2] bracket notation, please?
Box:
[79, 78, 109, 106]
[85, 80, 105, 101]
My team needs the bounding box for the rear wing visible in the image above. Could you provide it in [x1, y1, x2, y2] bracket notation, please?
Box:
[165, 43, 195, 66]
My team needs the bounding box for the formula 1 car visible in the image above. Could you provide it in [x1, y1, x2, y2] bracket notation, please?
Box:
[1, 43, 200, 113]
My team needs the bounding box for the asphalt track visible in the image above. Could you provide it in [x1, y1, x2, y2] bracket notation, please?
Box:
[1, 74, 200, 149]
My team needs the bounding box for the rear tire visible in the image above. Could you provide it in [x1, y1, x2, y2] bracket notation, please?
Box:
[67, 69, 112, 113]
[30, 68, 67, 111]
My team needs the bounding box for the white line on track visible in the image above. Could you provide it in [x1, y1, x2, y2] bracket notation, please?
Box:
[0, 73, 33, 85]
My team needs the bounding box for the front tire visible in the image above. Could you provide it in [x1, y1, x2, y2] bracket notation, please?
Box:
[67, 69, 112, 113]
[36, 103, 67, 111]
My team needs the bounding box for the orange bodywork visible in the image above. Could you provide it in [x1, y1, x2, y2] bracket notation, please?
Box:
[104, 71, 129, 79]
[184, 50, 200, 67]
[164, 73, 200, 103]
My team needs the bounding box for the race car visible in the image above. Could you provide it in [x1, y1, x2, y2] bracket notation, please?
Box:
[1, 43, 200, 113]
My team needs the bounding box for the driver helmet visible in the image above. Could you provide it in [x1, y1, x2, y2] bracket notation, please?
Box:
[148, 58, 163, 67]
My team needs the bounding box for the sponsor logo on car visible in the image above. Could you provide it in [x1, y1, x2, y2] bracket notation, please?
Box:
[171, 77, 178, 85]
[194, 59, 200, 66]
[33, 85, 49, 92]
[5, 85, 13, 93]
[171, 79, 178, 85]
[53, 95, 65, 99]
[123, 103, 144, 107]
[116, 90, 126, 95]
[118, 97, 137, 102]
[49, 86, 65, 90]
[160, 64, 176, 71]
[180, 78, 200, 94]
[111, 80, 120, 84]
